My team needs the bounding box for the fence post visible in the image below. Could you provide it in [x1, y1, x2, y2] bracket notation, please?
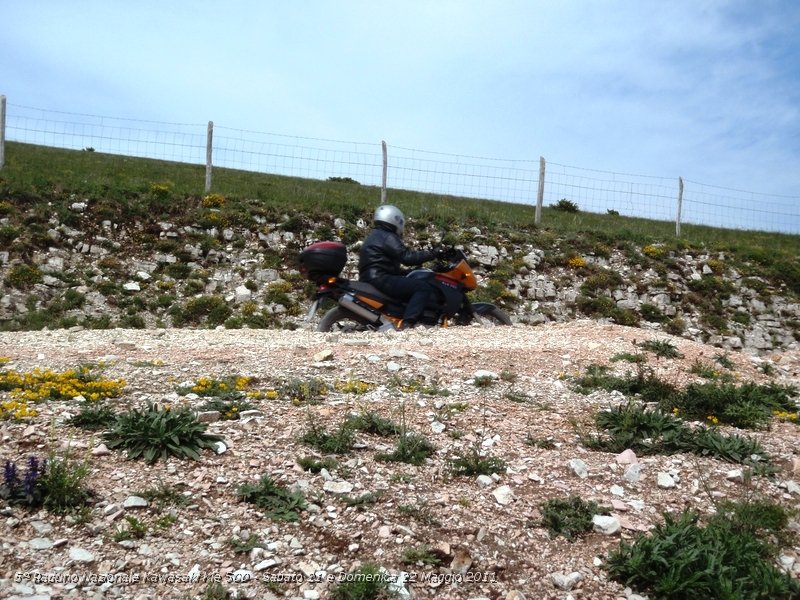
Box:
[535, 156, 545, 225]
[0, 95, 6, 170]
[675, 176, 684, 237]
[381, 140, 388, 204]
[204, 121, 213, 194]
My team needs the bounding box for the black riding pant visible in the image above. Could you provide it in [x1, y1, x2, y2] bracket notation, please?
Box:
[372, 275, 435, 323]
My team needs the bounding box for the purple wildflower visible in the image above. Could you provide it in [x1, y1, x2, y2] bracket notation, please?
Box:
[3, 460, 18, 488]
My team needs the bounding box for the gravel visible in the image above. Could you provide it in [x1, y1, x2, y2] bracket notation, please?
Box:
[1, 321, 798, 600]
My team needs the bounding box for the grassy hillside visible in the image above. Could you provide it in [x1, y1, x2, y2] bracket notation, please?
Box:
[1, 141, 799, 340]
[3, 141, 798, 257]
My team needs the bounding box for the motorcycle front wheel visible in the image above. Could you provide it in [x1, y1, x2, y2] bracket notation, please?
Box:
[316, 306, 374, 332]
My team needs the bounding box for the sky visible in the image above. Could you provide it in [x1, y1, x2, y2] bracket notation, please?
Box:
[2, 0, 799, 204]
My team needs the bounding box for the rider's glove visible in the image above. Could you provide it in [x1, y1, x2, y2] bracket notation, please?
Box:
[434, 246, 451, 260]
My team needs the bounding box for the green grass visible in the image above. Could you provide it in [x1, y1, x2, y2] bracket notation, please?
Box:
[3, 141, 798, 262]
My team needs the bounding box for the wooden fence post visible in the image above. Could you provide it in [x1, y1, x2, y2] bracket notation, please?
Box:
[381, 140, 388, 204]
[535, 156, 545, 225]
[676, 176, 684, 237]
[0, 95, 6, 170]
[204, 121, 213, 194]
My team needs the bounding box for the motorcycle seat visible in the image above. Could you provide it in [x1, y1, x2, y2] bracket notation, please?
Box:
[348, 280, 394, 302]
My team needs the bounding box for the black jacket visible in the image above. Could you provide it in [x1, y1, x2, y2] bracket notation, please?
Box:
[358, 224, 435, 282]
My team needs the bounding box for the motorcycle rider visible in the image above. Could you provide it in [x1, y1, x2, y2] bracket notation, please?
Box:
[358, 205, 439, 330]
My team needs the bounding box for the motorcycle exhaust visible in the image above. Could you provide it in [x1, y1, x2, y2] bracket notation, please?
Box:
[340, 293, 394, 331]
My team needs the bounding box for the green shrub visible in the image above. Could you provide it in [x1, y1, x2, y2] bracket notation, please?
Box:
[639, 303, 667, 323]
[639, 339, 683, 359]
[301, 419, 355, 454]
[331, 563, 396, 600]
[103, 403, 224, 463]
[606, 507, 800, 599]
[552, 198, 579, 213]
[4, 263, 43, 289]
[539, 496, 604, 541]
[376, 431, 435, 466]
[1, 453, 92, 514]
[447, 447, 507, 476]
[66, 401, 117, 430]
[236, 475, 305, 522]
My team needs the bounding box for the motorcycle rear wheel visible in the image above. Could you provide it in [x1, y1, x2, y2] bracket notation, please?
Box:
[316, 306, 373, 332]
[472, 304, 513, 325]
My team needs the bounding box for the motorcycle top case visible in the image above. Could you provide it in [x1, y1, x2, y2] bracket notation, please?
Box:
[299, 241, 347, 282]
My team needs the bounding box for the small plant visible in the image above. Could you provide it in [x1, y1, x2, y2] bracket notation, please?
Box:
[66, 401, 117, 430]
[335, 378, 375, 394]
[690, 360, 720, 380]
[300, 418, 355, 454]
[610, 351, 646, 364]
[376, 432, 435, 466]
[525, 434, 556, 449]
[228, 533, 265, 554]
[567, 255, 587, 269]
[103, 403, 224, 463]
[539, 496, 605, 541]
[713, 353, 735, 370]
[642, 244, 666, 259]
[281, 377, 329, 405]
[297, 456, 338, 473]
[342, 492, 381, 508]
[4, 263, 43, 290]
[472, 374, 495, 388]
[199, 396, 253, 420]
[396, 501, 439, 525]
[639, 339, 683, 359]
[606, 503, 800, 598]
[552, 198, 579, 213]
[499, 369, 517, 383]
[331, 563, 396, 600]
[202, 193, 226, 208]
[2, 452, 93, 514]
[639, 303, 667, 323]
[113, 515, 148, 541]
[1, 455, 48, 508]
[447, 446, 507, 476]
[236, 475, 306, 522]
[137, 482, 189, 512]
[345, 411, 402, 437]
[401, 545, 443, 566]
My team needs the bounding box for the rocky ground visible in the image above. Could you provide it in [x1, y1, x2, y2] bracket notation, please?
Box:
[1, 321, 799, 600]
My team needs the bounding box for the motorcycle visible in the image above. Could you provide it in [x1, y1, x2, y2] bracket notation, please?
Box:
[298, 241, 512, 332]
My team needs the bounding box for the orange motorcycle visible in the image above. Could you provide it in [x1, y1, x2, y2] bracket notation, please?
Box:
[299, 241, 512, 332]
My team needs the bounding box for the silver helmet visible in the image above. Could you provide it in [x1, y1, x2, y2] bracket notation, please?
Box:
[373, 204, 406, 236]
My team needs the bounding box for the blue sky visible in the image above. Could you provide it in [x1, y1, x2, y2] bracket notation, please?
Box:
[2, 0, 799, 200]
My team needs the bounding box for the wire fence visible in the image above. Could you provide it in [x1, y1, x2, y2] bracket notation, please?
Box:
[1, 98, 798, 234]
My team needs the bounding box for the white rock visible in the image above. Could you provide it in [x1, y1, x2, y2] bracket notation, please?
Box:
[616, 449, 638, 464]
[68, 547, 96, 563]
[592, 515, 621, 535]
[624, 463, 642, 483]
[568, 458, 588, 479]
[476, 475, 493, 488]
[28, 537, 53, 550]
[492, 485, 514, 505]
[387, 361, 402, 372]
[430, 420, 445, 434]
[123, 496, 149, 509]
[123, 281, 140, 292]
[657, 472, 676, 489]
[323, 481, 354, 494]
[550, 571, 584, 590]
[610, 485, 625, 497]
